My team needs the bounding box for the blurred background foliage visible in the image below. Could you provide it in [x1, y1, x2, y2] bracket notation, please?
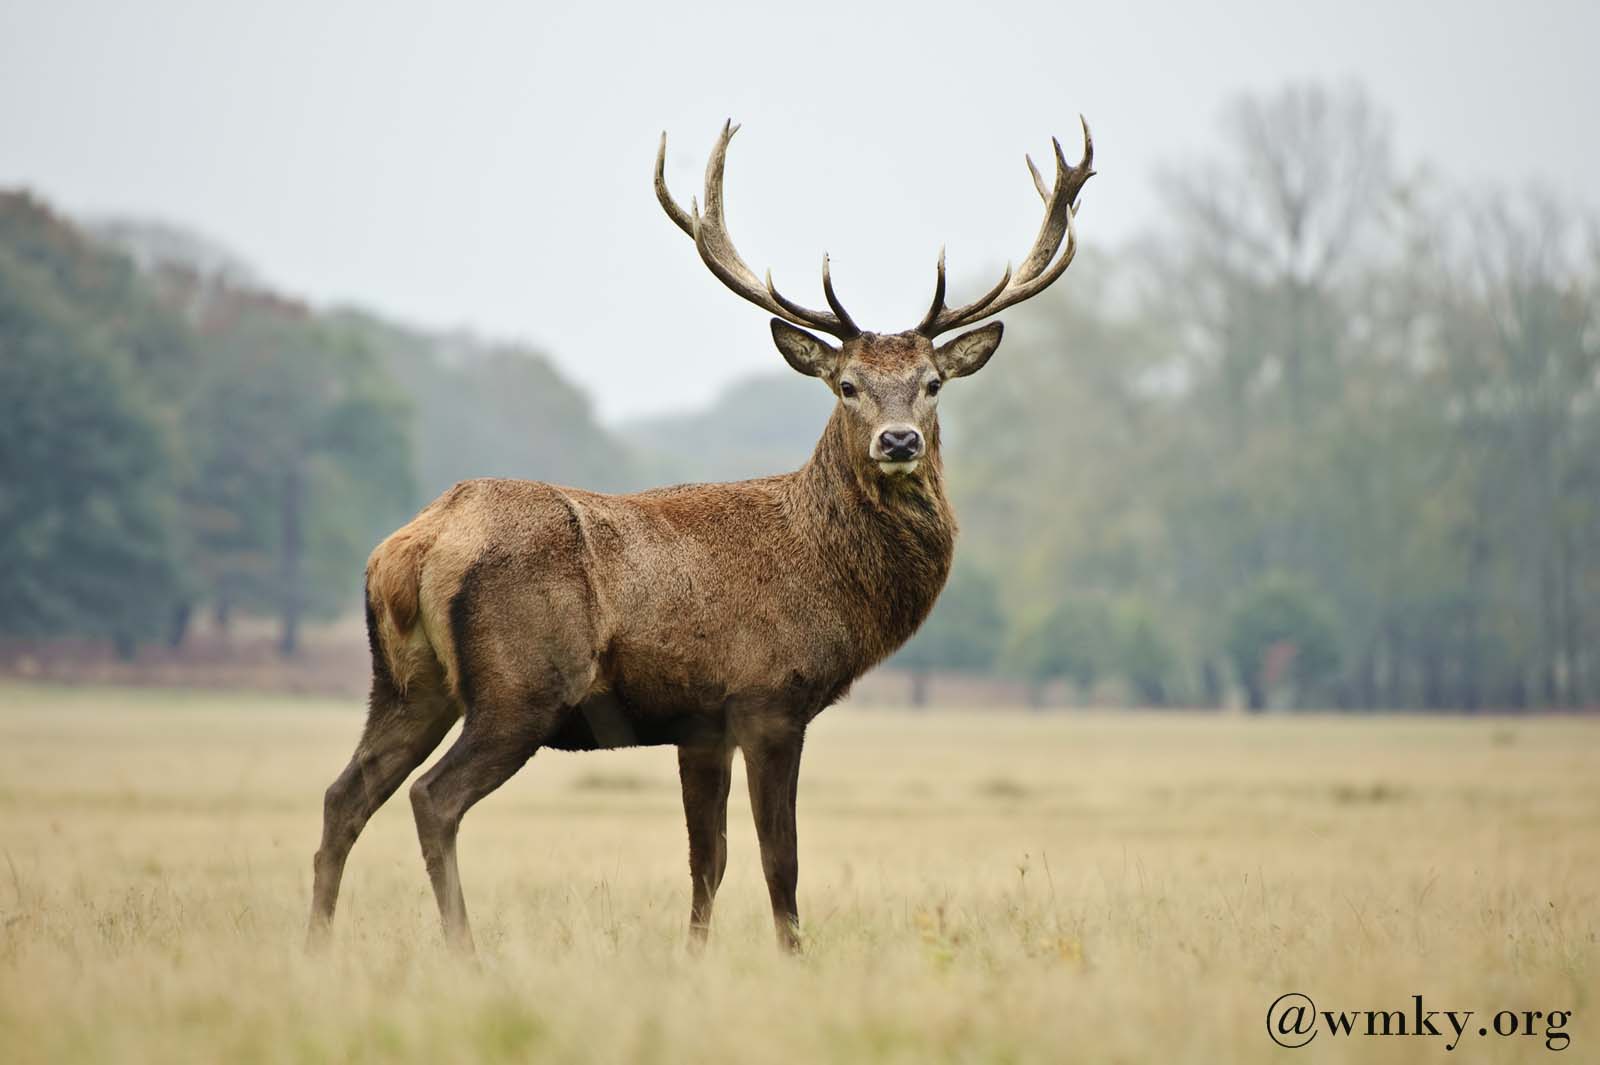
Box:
[2, 84, 1597, 709]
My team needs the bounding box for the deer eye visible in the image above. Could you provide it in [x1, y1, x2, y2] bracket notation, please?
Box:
[839, 380, 857, 399]
[926, 378, 942, 396]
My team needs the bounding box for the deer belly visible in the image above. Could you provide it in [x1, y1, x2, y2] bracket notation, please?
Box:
[544, 691, 719, 751]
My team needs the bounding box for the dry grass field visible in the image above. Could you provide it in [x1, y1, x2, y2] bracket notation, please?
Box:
[0, 681, 1595, 1063]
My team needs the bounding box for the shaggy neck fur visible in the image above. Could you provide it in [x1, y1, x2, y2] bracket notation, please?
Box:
[784, 404, 957, 671]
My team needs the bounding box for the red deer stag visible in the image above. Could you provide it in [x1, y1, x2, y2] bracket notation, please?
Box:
[307, 119, 1094, 954]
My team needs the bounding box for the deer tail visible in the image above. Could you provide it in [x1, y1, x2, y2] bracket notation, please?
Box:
[365, 525, 433, 695]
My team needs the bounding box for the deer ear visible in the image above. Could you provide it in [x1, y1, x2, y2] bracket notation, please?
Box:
[770, 319, 838, 378]
[933, 322, 1003, 379]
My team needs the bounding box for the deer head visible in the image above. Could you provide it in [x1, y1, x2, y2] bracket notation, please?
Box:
[656, 120, 1093, 476]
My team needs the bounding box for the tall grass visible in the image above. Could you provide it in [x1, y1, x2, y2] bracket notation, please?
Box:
[1, 684, 1595, 1062]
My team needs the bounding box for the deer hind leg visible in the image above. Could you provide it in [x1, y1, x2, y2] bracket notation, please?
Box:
[734, 711, 806, 953]
[678, 738, 734, 948]
[409, 538, 599, 953]
[307, 674, 459, 948]
[407, 594, 585, 953]
[408, 695, 554, 954]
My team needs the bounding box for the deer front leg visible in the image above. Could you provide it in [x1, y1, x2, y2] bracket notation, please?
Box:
[736, 716, 805, 953]
[678, 740, 734, 948]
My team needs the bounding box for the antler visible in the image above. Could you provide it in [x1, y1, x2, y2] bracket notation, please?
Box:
[917, 116, 1095, 337]
[656, 121, 860, 340]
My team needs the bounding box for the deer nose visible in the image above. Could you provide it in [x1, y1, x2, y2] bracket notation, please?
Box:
[877, 427, 923, 462]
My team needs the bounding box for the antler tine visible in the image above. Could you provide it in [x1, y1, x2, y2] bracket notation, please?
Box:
[764, 266, 838, 328]
[821, 253, 859, 335]
[1025, 155, 1049, 203]
[1014, 136, 1076, 284]
[919, 116, 1095, 337]
[919, 258, 1015, 335]
[657, 120, 860, 340]
[654, 132, 695, 238]
[915, 247, 948, 334]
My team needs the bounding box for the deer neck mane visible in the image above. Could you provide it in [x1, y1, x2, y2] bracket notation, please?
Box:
[785, 405, 957, 667]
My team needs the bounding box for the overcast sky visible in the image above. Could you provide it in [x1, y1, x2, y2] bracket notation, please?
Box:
[3, 0, 1595, 420]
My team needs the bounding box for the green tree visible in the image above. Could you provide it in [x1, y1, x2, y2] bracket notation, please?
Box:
[166, 280, 414, 653]
[1004, 598, 1113, 706]
[894, 560, 1004, 707]
[334, 312, 643, 498]
[1226, 575, 1341, 710]
[1112, 598, 1180, 707]
[0, 242, 183, 649]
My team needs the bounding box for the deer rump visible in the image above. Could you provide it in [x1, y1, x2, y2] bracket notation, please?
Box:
[363, 477, 862, 753]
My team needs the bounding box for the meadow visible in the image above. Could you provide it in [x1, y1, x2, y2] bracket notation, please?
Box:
[0, 681, 1595, 1063]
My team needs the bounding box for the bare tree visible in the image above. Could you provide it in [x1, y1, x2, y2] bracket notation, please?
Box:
[1436, 193, 1600, 707]
[1154, 83, 1394, 414]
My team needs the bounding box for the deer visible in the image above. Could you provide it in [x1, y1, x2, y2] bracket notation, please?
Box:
[306, 118, 1093, 955]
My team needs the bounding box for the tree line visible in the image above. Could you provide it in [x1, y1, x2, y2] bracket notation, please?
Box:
[4, 82, 1595, 709]
[0, 202, 634, 654]
[896, 84, 1599, 710]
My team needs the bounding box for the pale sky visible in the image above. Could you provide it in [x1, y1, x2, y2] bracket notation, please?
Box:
[2, 0, 1595, 420]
